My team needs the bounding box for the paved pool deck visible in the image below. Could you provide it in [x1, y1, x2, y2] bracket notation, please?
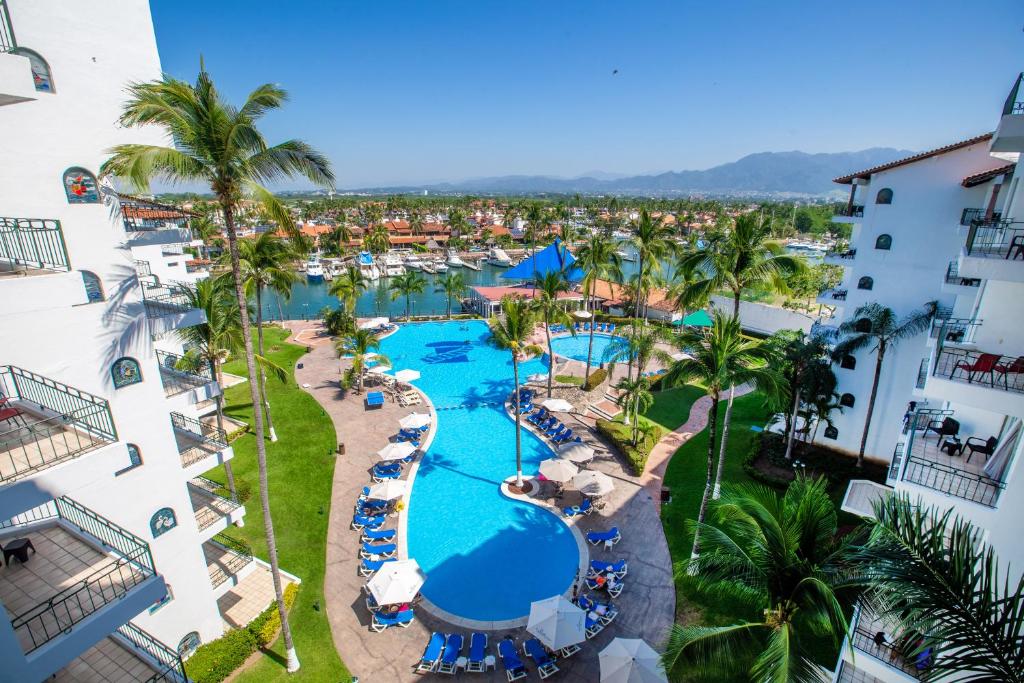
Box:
[292, 333, 676, 683]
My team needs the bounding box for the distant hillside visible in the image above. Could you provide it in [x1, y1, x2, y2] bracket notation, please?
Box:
[350, 148, 914, 197]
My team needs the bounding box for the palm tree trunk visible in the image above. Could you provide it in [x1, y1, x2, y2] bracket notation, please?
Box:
[712, 386, 735, 500]
[858, 344, 885, 468]
[545, 316, 554, 398]
[584, 280, 597, 383]
[512, 355, 524, 487]
[221, 203, 298, 672]
[784, 387, 801, 461]
[210, 359, 239, 505]
[691, 393, 719, 562]
[255, 287, 278, 443]
[637, 252, 647, 322]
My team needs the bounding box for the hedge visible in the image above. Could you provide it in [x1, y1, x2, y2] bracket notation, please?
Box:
[595, 418, 661, 475]
[185, 582, 300, 683]
[582, 367, 607, 392]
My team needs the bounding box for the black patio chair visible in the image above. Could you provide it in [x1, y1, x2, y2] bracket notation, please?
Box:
[965, 436, 997, 463]
[924, 417, 959, 442]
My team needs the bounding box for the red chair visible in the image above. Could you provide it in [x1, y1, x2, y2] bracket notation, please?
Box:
[0, 406, 25, 427]
[954, 353, 1000, 385]
[996, 356, 1024, 389]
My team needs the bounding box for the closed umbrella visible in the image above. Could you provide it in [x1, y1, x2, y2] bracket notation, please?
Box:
[366, 559, 426, 605]
[527, 595, 587, 651]
[539, 458, 578, 483]
[599, 638, 667, 683]
[377, 442, 416, 461]
[542, 398, 574, 413]
[367, 479, 408, 501]
[399, 413, 431, 430]
[573, 470, 614, 497]
[558, 442, 594, 463]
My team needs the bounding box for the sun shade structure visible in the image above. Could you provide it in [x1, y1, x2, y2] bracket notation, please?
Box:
[527, 595, 587, 650]
[599, 638, 667, 683]
[539, 458, 579, 483]
[670, 309, 713, 327]
[377, 442, 416, 461]
[399, 413, 431, 430]
[541, 398, 574, 413]
[501, 239, 583, 282]
[573, 469, 615, 497]
[557, 442, 595, 463]
[367, 479, 408, 501]
[369, 364, 392, 374]
[366, 559, 426, 605]
[393, 369, 421, 383]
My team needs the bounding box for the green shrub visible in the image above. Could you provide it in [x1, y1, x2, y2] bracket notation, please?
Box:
[214, 479, 252, 503]
[595, 418, 661, 475]
[184, 628, 257, 683]
[582, 367, 607, 392]
[248, 582, 300, 647]
[225, 423, 250, 443]
[555, 374, 583, 386]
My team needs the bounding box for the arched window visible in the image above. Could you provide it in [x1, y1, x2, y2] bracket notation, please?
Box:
[874, 234, 892, 250]
[127, 444, 143, 467]
[875, 188, 893, 205]
[12, 48, 54, 93]
[111, 357, 142, 388]
[63, 167, 100, 204]
[81, 271, 104, 302]
[178, 632, 201, 658]
[824, 425, 839, 440]
[858, 276, 874, 290]
[840, 393, 856, 408]
[854, 318, 872, 332]
[150, 508, 177, 538]
[840, 354, 857, 370]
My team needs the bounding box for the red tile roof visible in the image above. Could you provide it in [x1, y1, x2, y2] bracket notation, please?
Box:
[961, 163, 1016, 187]
[833, 133, 994, 184]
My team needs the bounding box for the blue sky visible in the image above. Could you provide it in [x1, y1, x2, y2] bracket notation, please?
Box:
[150, 1, 1024, 189]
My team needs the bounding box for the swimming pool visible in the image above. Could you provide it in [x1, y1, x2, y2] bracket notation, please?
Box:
[377, 321, 580, 622]
[548, 333, 626, 363]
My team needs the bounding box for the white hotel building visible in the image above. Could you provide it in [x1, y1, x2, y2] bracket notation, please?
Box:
[822, 75, 1024, 682]
[0, 1, 283, 680]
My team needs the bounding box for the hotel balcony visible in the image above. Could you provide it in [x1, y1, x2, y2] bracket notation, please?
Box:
[203, 533, 255, 597]
[848, 605, 926, 681]
[188, 476, 245, 542]
[157, 350, 221, 411]
[941, 260, 981, 294]
[990, 72, 1024, 161]
[171, 411, 233, 478]
[0, 497, 167, 682]
[926, 345, 1024, 417]
[142, 281, 205, 333]
[0, 217, 71, 278]
[831, 204, 864, 223]
[816, 287, 848, 305]
[956, 219, 1024, 284]
[0, 7, 37, 107]
[823, 248, 857, 266]
[121, 195, 196, 248]
[53, 621, 187, 683]
[926, 316, 981, 348]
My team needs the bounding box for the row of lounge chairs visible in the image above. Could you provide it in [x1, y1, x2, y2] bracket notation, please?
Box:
[548, 324, 569, 334]
[417, 633, 571, 680]
[524, 407, 582, 446]
[574, 322, 616, 333]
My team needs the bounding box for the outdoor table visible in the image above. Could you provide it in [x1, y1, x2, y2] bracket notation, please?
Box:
[941, 438, 964, 457]
[2, 538, 35, 565]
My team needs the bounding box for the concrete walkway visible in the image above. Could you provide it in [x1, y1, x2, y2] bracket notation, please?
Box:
[294, 337, 675, 682]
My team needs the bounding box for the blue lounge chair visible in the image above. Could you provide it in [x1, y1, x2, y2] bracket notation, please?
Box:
[575, 322, 581, 331]
[375, 461, 402, 472]
[555, 429, 574, 443]
[416, 632, 446, 673]
[359, 556, 395, 576]
[437, 633, 464, 675]
[357, 498, 388, 512]
[583, 609, 605, 638]
[360, 542, 397, 559]
[361, 527, 396, 543]
[523, 639, 559, 679]
[586, 574, 624, 597]
[586, 527, 621, 547]
[588, 558, 627, 578]
[608, 323, 616, 332]
[371, 608, 414, 632]
[498, 638, 527, 682]
[518, 403, 534, 414]
[373, 468, 401, 482]
[596, 322, 604, 332]
[584, 322, 591, 331]
[564, 497, 593, 517]
[466, 632, 488, 673]
[546, 423, 565, 438]
[365, 391, 385, 409]
[578, 593, 619, 624]
[356, 485, 371, 500]
[352, 513, 385, 530]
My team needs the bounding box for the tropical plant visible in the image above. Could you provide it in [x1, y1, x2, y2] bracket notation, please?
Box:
[861, 493, 1024, 683]
[766, 330, 836, 460]
[363, 223, 390, 253]
[102, 65, 334, 672]
[663, 312, 780, 557]
[336, 328, 390, 394]
[613, 376, 654, 446]
[829, 301, 937, 467]
[607, 321, 674, 384]
[409, 211, 424, 235]
[324, 219, 353, 257]
[531, 271, 577, 397]
[487, 296, 542, 487]
[435, 272, 467, 319]
[575, 234, 623, 383]
[662, 476, 862, 683]
[320, 305, 355, 337]
[628, 209, 675, 320]
[388, 271, 427, 320]
[328, 265, 368, 314]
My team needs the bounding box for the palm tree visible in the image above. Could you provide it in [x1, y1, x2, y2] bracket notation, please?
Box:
[525, 203, 546, 257]
[830, 301, 937, 467]
[320, 306, 355, 337]
[628, 209, 674, 320]
[607, 321, 673, 384]
[326, 219, 353, 257]
[662, 477, 861, 682]
[103, 66, 333, 673]
[389, 271, 427, 320]
[409, 211, 424, 235]
[329, 265, 368, 314]
[575, 234, 623, 383]
[435, 272, 467, 319]
[531, 271, 577, 398]
[613, 376, 654, 446]
[363, 224, 390, 253]
[487, 296, 542, 487]
[861, 494, 1024, 682]
[336, 329, 390, 394]
[663, 312, 779, 558]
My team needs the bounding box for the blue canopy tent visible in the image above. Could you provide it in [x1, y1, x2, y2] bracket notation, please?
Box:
[501, 239, 583, 282]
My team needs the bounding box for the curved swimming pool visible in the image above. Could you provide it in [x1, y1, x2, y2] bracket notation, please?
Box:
[378, 321, 579, 622]
[549, 333, 625, 363]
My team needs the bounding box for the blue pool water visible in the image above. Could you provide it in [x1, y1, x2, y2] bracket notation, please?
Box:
[377, 321, 580, 622]
[548, 333, 625, 363]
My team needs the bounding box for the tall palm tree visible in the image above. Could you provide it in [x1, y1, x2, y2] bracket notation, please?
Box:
[662, 477, 861, 682]
[663, 312, 779, 558]
[103, 66, 333, 673]
[613, 376, 654, 446]
[435, 272, 467, 319]
[363, 223, 390, 253]
[389, 271, 427, 320]
[830, 301, 937, 467]
[336, 329, 390, 394]
[575, 234, 623, 383]
[525, 203, 546, 257]
[861, 494, 1024, 682]
[409, 211, 424, 235]
[608, 321, 674, 384]
[531, 271, 577, 398]
[487, 296, 542, 487]
[329, 265, 368, 314]
[628, 209, 674, 320]
[326, 219, 353, 256]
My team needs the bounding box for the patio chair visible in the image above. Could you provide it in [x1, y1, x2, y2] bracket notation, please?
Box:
[399, 390, 422, 407]
[352, 513, 385, 531]
[965, 436, 997, 463]
[523, 639, 559, 679]
[586, 527, 621, 547]
[360, 542, 397, 559]
[437, 633, 464, 675]
[466, 632, 489, 673]
[588, 558, 627, 578]
[563, 497, 593, 517]
[954, 353, 1000, 384]
[370, 608, 414, 632]
[582, 608, 605, 638]
[359, 556, 396, 577]
[416, 632, 446, 673]
[924, 417, 960, 442]
[361, 527, 396, 543]
[578, 593, 619, 624]
[996, 356, 1024, 388]
[497, 638, 528, 682]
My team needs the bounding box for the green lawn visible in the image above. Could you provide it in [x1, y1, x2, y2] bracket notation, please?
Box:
[204, 326, 350, 682]
[640, 384, 706, 432]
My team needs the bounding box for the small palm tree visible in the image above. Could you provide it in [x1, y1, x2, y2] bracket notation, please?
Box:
[389, 271, 427, 320]
[662, 477, 861, 682]
[488, 296, 542, 487]
[329, 265, 368, 314]
[607, 321, 674, 384]
[663, 312, 780, 558]
[363, 224, 390, 253]
[614, 376, 654, 446]
[337, 329, 390, 394]
[530, 271, 577, 397]
[575, 234, 623, 383]
[628, 209, 675, 320]
[320, 306, 355, 337]
[830, 301, 937, 467]
[409, 211, 424, 235]
[435, 272, 467, 319]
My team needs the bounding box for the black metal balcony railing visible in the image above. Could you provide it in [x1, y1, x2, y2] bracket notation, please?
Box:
[889, 442, 906, 481]
[836, 205, 865, 218]
[944, 261, 980, 287]
[0, 1, 15, 53]
[902, 455, 1003, 507]
[157, 350, 214, 397]
[143, 284, 193, 318]
[966, 219, 1024, 260]
[134, 259, 152, 277]
[852, 625, 924, 679]
[960, 208, 999, 226]
[171, 411, 227, 446]
[826, 248, 857, 260]
[933, 347, 1024, 393]
[903, 408, 954, 435]
[916, 357, 928, 389]
[1003, 73, 1023, 116]
[119, 195, 195, 232]
[189, 476, 242, 530]
[0, 218, 71, 274]
[208, 533, 253, 588]
[823, 288, 848, 300]
[930, 317, 982, 344]
[116, 622, 187, 683]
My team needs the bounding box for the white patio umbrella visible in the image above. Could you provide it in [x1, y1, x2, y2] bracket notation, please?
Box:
[670, 351, 692, 362]
[367, 479, 408, 501]
[572, 469, 615, 497]
[542, 398, 574, 413]
[377, 441, 416, 461]
[399, 412, 431, 430]
[539, 458, 578, 483]
[394, 369, 421, 383]
[573, 309, 593, 319]
[527, 373, 548, 383]
[369, 364, 391, 374]
[599, 638, 667, 683]
[366, 559, 426, 606]
[526, 595, 587, 650]
[557, 442, 595, 463]
[358, 317, 389, 330]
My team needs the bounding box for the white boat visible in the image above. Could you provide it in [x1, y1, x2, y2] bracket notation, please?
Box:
[616, 249, 637, 262]
[381, 252, 406, 277]
[445, 249, 466, 268]
[404, 255, 425, 271]
[486, 247, 513, 267]
[432, 261, 448, 273]
[306, 253, 324, 282]
[357, 251, 381, 280]
[420, 262, 436, 274]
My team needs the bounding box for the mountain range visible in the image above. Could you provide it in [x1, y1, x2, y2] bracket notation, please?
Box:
[348, 148, 914, 198]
